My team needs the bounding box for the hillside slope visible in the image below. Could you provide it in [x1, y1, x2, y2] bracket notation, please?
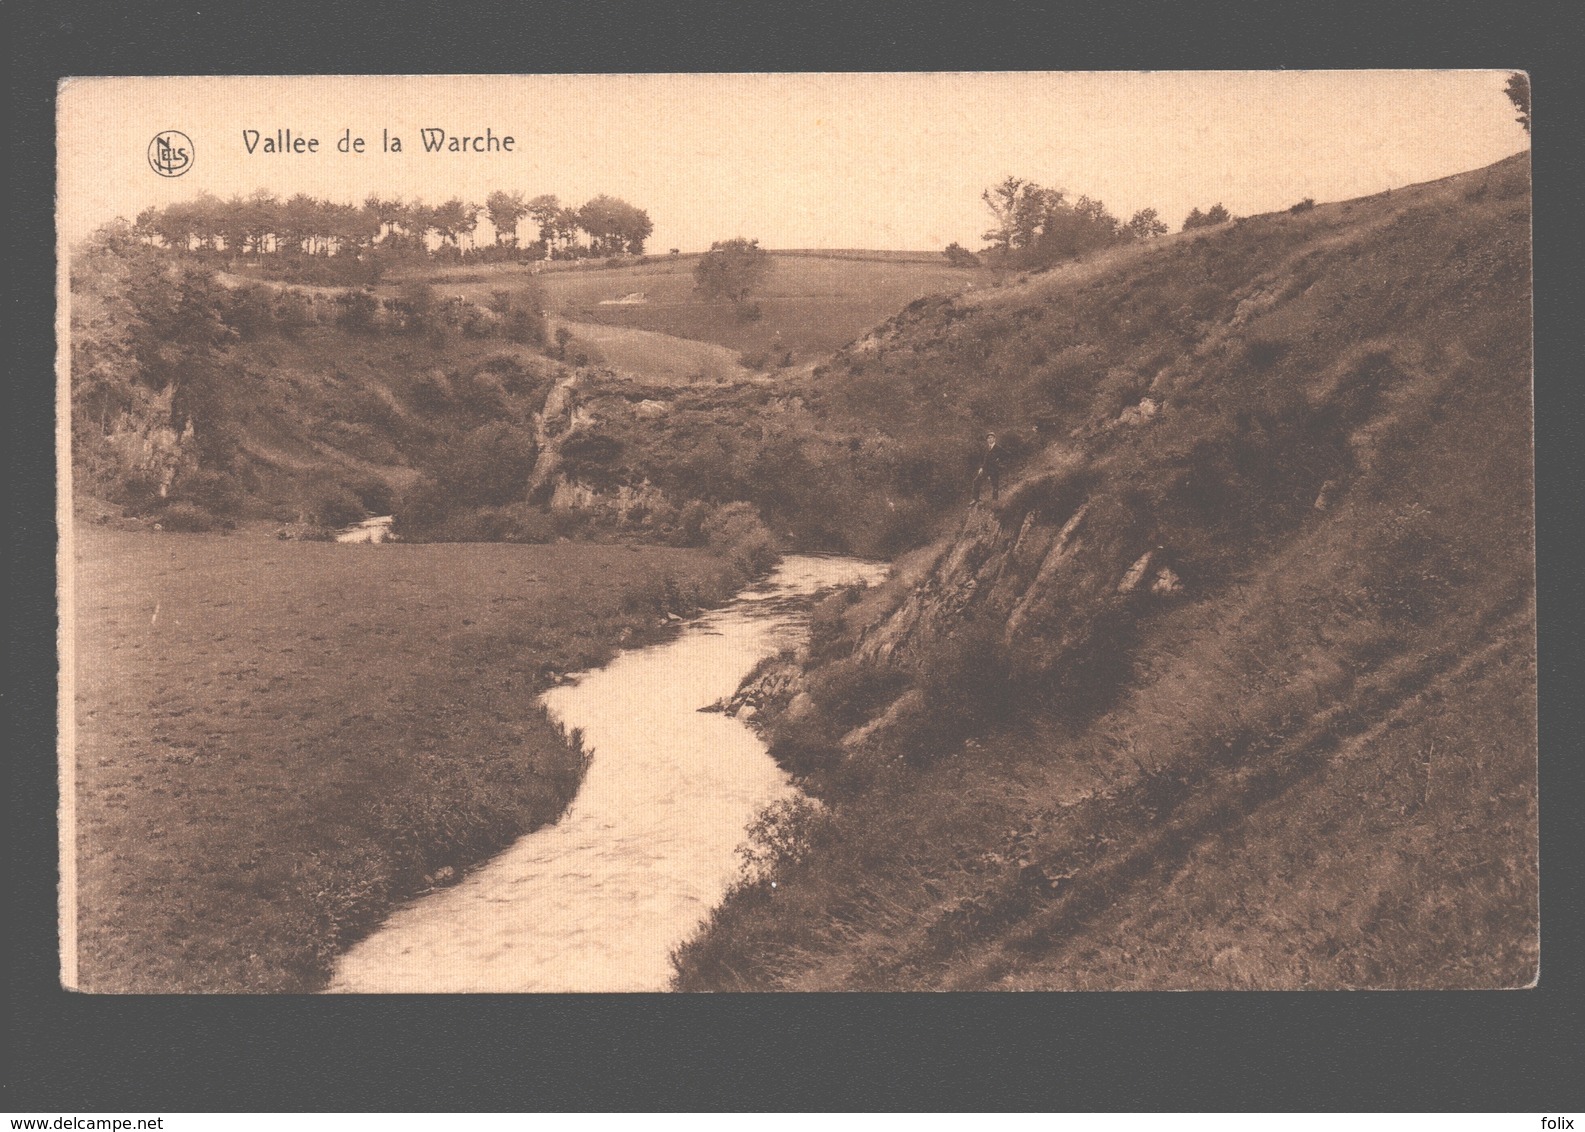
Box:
[672, 154, 1536, 990]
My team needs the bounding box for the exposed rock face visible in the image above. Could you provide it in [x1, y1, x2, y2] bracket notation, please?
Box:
[853, 483, 1158, 679]
[525, 370, 583, 498]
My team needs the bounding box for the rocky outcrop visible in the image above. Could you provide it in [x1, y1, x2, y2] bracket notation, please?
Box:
[702, 653, 803, 723]
[852, 469, 1186, 693]
[525, 370, 583, 500]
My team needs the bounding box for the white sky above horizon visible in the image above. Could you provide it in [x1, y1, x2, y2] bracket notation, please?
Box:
[58, 72, 1529, 254]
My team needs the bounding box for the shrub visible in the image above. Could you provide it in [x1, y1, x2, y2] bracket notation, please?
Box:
[503, 303, 546, 346]
[808, 657, 910, 730]
[114, 468, 168, 515]
[557, 431, 623, 488]
[454, 370, 508, 420]
[226, 284, 278, 337]
[902, 616, 1014, 759]
[807, 586, 863, 664]
[1242, 336, 1289, 372]
[393, 281, 440, 335]
[159, 501, 217, 532]
[495, 503, 558, 543]
[943, 242, 981, 268]
[738, 349, 771, 370]
[736, 796, 832, 882]
[435, 502, 563, 544]
[997, 460, 1095, 522]
[674, 499, 713, 547]
[702, 501, 777, 574]
[460, 305, 500, 338]
[274, 290, 314, 336]
[436, 421, 539, 508]
[170, 468, 246, 518]
[348, 474, 396, 516]
[409, 370, 453, 413]
[1289, 198, 1316, 214]
[395, 474, 448, 536]
[767, 715, 843, 778]
[304, 480, 365, 529]
[335, 289, 380, 333]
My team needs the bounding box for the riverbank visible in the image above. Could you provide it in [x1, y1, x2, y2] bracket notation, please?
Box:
[69, 522, 742, 992]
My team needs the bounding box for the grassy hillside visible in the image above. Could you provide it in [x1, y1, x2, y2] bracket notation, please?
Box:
[672, 153, 1536, 989]
[71, 523, 737, 992]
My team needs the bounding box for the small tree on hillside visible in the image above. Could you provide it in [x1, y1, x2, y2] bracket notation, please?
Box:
[1504, 72, 1531, 135]
[1182, 203, 1231, 232]
[694, 238, 773, 316]
[1124, 208, 1169, 240]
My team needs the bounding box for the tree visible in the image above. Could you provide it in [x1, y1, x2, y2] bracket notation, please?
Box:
[979, 177, 1133, 266]
[1124, 208, 1168, 241]
[694, 238, 773, 312]
[430, 198, 476, 249]
[576, 195, 624, 256]
[552, 207, 584, 256]
[485, 190, 529, 246]
[620, 205, 654, 255]
[402, 201, 438, 252]
[1504, 72, 1531, 135]
[1034, 193, 1122, 261]
[1182, 203, 1230, 232]
[573, 195, 653, 256]
[525, 194, 564, 253]
[365, 194, 407, 244]
[981, 177, 1056, 256]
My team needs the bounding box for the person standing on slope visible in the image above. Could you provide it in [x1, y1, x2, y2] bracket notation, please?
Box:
[972, 432, 1003, 504]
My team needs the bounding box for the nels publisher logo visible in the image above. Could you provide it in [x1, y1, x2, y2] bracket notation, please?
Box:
[148, 130, 194, 177]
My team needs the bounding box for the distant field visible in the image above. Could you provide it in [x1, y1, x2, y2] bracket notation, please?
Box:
[70, 523, 733, 991]
[549, 317, 743, 385]
[228, 252, 997, 379]
[422, 252, 997, 364]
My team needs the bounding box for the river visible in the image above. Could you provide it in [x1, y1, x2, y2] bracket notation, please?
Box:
[327, 553, 887, 993]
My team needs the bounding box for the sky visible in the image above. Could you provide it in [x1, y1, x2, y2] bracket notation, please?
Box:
[58, 72, 1529, 253]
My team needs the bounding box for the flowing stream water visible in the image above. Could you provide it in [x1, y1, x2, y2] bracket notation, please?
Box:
[328, 554, 887, 993]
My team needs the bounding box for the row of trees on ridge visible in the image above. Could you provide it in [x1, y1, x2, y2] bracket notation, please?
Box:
[133, 190, 654, 262]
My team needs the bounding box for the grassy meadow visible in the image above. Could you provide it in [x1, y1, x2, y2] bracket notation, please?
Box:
[420, 251, 997, 368]
[70, 521, 736, 992]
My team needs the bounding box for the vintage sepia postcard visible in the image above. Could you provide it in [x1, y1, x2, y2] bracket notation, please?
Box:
[59, 72, 1536, 994]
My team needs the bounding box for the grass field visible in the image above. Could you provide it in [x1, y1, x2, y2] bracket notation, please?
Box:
[547, 317, 744, 384]
[423, 252, 997, 366]
[69, 521, 736, 992]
